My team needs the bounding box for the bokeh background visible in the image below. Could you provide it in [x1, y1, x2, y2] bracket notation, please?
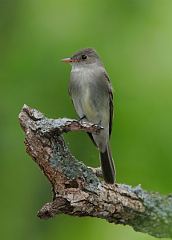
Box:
[1, 0, 172, 239]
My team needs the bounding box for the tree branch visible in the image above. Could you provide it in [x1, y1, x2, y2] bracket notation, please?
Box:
[19, 105, 172, 238]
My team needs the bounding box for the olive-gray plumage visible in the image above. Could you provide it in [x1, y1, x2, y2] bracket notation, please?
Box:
[63, 48, 115, 184]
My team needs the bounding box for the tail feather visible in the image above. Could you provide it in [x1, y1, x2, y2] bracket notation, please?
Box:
[100, 145, 115, 184]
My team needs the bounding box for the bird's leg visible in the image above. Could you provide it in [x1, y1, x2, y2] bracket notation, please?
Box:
[97, 120, 102, 128]
[79, 115, 87, 123]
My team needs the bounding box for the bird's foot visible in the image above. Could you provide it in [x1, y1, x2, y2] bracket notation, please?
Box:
[97, 120, 102, 128]
[78, 115, 87, 123]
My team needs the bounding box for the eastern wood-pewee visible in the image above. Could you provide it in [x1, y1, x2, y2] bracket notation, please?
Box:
[62, 48, 115, 184]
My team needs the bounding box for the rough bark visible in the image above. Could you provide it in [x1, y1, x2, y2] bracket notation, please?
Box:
[19, 105, 172, 239]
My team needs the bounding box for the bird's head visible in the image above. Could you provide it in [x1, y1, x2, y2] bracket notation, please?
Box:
[62, 48, 101, 66]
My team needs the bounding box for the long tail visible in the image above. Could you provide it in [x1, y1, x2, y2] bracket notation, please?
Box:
[100, 145, 115, 184]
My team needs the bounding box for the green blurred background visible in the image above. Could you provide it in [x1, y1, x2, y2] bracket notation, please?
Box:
[1, 0, 172, 239]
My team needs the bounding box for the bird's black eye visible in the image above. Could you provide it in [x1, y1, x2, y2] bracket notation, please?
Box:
[81, 54, 87, 60]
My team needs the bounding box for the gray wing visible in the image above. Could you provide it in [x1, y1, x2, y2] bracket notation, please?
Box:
[89, 71, 114, 146]
[104, 72, 114, 137]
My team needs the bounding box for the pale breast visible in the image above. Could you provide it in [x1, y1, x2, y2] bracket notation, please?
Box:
[69, 65, 110, 124]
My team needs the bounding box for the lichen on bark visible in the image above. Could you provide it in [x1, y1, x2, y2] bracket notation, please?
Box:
[19, 105, 172, 239]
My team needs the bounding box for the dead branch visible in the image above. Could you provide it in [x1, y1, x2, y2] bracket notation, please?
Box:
[19, 105, 172, 239]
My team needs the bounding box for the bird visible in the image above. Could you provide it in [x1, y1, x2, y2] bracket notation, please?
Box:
[62, 48, 115, 184]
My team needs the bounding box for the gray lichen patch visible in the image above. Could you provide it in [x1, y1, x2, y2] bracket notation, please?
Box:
[127, 188, 172, 238]
[48, 134, 100, 192]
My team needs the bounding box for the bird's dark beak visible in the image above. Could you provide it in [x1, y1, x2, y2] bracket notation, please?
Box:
[61, 58, 73, 63]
